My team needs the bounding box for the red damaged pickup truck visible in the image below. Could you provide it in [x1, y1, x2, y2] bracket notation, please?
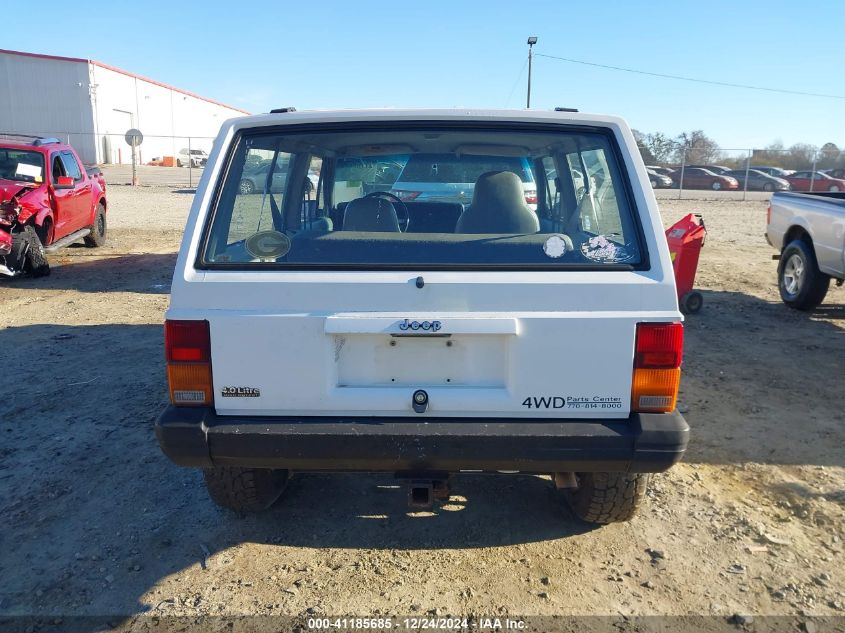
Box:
[0, 138, 107, 277]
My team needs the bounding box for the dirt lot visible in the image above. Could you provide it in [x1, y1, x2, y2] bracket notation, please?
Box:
[1, 186, 843, 630]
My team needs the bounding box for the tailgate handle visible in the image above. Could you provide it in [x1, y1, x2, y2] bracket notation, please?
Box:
[324, 316, 518, 336]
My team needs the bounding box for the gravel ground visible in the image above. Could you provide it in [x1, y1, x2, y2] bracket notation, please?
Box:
[0, 185, 843, 632]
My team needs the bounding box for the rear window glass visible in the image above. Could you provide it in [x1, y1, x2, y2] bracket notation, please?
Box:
[396, 154, 532, 184]
[202, 125, 644, 269]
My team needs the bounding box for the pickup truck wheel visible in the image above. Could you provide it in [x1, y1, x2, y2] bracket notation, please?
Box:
[84, 204, 107, 247]
[15, 226, 50, 277]
[779, 239, 830, 310]
[203, 466, 289, 512]
[561, 471, 649, 524]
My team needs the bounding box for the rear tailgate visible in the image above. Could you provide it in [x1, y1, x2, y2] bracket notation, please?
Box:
[172, 271, 677, 419]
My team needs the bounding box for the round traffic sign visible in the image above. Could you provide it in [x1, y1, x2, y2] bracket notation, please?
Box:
[125, 128, 143, 146]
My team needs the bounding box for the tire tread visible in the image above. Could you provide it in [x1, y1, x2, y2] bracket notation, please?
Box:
[203, 466, 288, 512]
[564, 472, 649, 524]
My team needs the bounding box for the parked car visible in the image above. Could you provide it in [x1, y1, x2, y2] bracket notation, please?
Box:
[751, 166, 794, 178]
[766, 191, 845, 309]
[686, 164, 731, 175]
[177, 148, 209, 168]
[238, 160, 319, 195]
[155, 108, 689, 524]
[822, 168, 845, 179]
[671, 167, 739, 190]
[647, 169, 673, 188]
[785, 170, 845, 192]
[0, 138, 107, 277]
[723, 169, 790, 192]
[391, 153, 538, 209]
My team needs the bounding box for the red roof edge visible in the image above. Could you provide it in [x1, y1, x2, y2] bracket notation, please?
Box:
[0, 48, 251, 115]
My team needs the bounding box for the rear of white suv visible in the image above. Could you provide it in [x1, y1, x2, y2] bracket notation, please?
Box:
[156, 109, 688, 524]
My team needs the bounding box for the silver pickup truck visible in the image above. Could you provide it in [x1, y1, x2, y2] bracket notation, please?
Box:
[767, 191, 845, 309]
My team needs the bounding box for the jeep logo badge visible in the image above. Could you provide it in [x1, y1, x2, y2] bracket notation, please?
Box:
[398, 319, 442, 332]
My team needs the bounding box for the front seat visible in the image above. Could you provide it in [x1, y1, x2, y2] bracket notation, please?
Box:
[343, 196, 400, 232]
[455, 170, 540, 234]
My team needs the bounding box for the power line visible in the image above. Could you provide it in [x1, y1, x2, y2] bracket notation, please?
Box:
[535, 53, 845, 100]
[504, 58, 529, 108]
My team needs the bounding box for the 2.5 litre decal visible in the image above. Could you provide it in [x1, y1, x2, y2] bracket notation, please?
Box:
[522, 396, 623, 409]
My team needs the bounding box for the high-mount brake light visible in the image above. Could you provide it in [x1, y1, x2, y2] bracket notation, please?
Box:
[631, 323, 683, 413]
[165, 320, 212, 406]
[392, 190, 421, 202]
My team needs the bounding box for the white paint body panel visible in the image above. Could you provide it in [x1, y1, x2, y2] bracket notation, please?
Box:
[168, 109, 682, 419]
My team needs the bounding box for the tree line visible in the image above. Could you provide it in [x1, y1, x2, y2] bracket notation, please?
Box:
[632, 129, 844, 171]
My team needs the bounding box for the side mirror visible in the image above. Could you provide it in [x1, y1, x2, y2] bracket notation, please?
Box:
[54, 176, 74, 189]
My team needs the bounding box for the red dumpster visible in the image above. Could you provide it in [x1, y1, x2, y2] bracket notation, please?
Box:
[665, 213, 706, 314]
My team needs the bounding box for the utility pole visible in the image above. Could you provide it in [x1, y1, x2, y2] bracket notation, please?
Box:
[527, 36, 538, 109]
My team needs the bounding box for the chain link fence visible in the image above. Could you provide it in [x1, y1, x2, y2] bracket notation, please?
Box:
[0, 131, 215, 188]
[3, 130, 844, 196]
[646, 146, 845, 200]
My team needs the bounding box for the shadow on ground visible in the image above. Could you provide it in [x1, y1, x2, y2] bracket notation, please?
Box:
[0, 252, 176, 294]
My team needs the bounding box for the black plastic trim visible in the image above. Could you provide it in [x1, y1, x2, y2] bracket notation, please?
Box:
[155, 407, 688, 474]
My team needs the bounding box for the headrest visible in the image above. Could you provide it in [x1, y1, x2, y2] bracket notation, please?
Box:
[343, 196, 400, 232]
[456, 171, 539, 234]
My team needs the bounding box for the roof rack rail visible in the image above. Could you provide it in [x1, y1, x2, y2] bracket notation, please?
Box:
[0, 132, 40, 141]
[269, 107, 297, 114]
[554, 107, 579, 112]
[32, 137, 62, 146]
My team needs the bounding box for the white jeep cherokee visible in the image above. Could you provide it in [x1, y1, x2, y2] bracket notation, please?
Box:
[156, 108, 688, 524]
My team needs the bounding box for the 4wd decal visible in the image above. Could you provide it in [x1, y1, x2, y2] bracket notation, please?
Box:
[522, 396, 623, 410]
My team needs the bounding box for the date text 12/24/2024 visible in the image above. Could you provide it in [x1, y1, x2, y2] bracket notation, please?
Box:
[521, 395, 624, 409]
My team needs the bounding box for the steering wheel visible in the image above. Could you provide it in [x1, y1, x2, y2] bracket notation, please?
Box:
[363, 191, 410, 232]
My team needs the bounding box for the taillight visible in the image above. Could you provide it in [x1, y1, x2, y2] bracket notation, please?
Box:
[631, 323, 683, 413]
[525, 189, 537, 205]
[766, 203, 771, 225]
[165, 320, 213, 406]
[392, 190, 421, 202]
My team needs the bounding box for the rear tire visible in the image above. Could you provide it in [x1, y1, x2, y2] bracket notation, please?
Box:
[84, 203, 107, 247]
[561, 471, 650, 524]
[778, 239, 829, 310]
[203, 466, 289, 512]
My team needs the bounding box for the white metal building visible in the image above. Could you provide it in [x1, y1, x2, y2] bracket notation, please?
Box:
[0, 48, 249, 165]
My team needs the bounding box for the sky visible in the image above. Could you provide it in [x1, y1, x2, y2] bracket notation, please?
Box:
[5, 0, 844, 150]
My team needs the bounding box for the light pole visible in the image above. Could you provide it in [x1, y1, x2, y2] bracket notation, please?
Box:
[526, 36, 538, 109]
